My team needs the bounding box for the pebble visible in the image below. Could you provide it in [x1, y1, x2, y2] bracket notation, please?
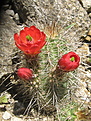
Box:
[14, 13, 19, 21]
[85, 36, 91, 41]
[88, 30, 91, 36]
[2, 111, 11, 120]
[13, 13, 20, 24]
[6, 9, 14, 17]
[80, 0, 91, 12]
[11, 117, 24, 121]
[85, 30, 91, 41]
[89, 13, 91, 18]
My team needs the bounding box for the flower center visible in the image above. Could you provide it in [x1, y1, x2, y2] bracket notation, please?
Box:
[26, 35, 32, 41]
[70, 57, 75, 62]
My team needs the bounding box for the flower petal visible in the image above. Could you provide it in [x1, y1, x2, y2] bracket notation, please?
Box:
[30, 44, 39, 52]
[35, 40, 46, 49]
[14, 33, 20, 43]
[26, 44, 40, 55]
[20, 30, 27, 43]
[29, 26, 41, 41]
[24, 27, 30, 35]
[15, 42, 29, 52]
[40, 32, 46, 41]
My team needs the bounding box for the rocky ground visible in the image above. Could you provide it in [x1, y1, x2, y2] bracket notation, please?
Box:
[0, 0, 91, 121]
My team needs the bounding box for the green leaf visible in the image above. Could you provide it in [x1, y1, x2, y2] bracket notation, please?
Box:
[0, 95, 8, 104]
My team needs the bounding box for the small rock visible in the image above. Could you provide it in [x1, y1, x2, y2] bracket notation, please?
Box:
[84, 29, 91, 41]
[14, 13, 19, 21]
[6, 9, 14, 17]
[13, 13, 21, 24]
[2, 111, 11, 120]
[11, 117, 24, 121]
[80, 0, 91, 12]
[89, 13, 91, 18]
[88, 30, 91, 36]
[85, 36, 91, 41]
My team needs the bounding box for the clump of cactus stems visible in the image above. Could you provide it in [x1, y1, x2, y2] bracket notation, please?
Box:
[13, 26, 80, 115]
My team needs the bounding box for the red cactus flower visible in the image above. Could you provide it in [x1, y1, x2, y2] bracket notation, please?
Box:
[17, 68, 33, 80]
[58, 52, 80, 71]
[14, 26, 46, 55]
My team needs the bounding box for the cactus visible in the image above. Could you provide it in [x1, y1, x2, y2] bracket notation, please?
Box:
[2, 26, 79, 118]
[0, 24, 89, 120]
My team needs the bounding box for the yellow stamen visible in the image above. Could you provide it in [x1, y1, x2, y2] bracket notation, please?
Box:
[26, 35, 32, 41]
[70, 57, 75, 62]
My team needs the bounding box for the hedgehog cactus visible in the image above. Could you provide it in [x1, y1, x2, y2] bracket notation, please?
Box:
[13, 26, 80, 115]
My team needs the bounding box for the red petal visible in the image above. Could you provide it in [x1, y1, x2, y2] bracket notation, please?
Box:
[20, 30, 27, 43]
[36, 40, 46, 50]
[26, 44, 40, 54]
[14, 33, 19, 42]
[14, 33, 22, 46]
[29, 26, 41, 41]
[15, 42, 29, 52]
[40, 32, 46, 41]
[15, 42, 24, 51]
[24, 27, 30, 35]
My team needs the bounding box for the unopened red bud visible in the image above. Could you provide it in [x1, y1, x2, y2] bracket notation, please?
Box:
[17, 67, 33, 80]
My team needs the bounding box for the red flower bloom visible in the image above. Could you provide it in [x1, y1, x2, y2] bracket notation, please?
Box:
[17, 68, 33, 80]
[14, 26, 46, 55]
[58, 52, 80, 71]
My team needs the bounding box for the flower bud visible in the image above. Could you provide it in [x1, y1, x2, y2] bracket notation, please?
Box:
[58, 52, 80, 71]
[17, 67, 33, 80]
